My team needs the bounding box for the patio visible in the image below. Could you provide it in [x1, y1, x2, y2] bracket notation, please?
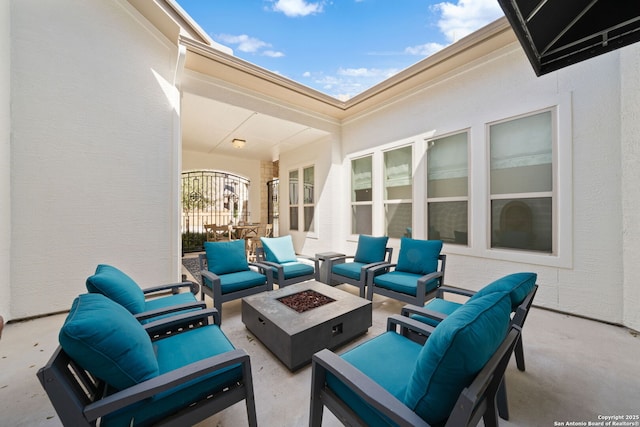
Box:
[1, 266, 638, 427]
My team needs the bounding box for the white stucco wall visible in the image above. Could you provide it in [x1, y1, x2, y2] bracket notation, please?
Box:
[620, 44, 640, 332]
[8, 0, 181, 319]
[1, 0, 10, 321]
[338, 43, 628, 325]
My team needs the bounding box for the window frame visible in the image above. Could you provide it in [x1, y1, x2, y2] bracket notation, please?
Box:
[350, 154, 374, 235]
[288, 164, 317, 235]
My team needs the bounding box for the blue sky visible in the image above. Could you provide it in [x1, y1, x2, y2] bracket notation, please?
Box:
[175, 0, 504, 100]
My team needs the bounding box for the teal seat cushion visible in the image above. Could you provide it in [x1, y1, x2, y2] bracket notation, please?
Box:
[219, 270, 267, 293]
[59, 293, 158, 391]
[327, 331, 422, 426]
[332, 261, 367, 280]
[261, 235, 298, 263]
[396, 238, 443, 275]
[204, 240, 249, 276]
[102, 324, 242, 427]
[471, 272, 537, 308]
[279, 261, 314, 279]
[411, 298, 463, 327]
[86, 264, 146, 315]
[404, 291, 512, 425]
[354, 235, 389, 264]
[374, 271, 440, 296]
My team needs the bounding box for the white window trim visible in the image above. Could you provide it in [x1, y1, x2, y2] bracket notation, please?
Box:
[287, 163, 318, 238]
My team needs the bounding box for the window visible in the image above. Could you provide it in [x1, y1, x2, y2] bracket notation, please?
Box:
[351, 156, 373, 235]
[489, 110, 553, 253]
[426, 132, 469, 244]
[303, 166, 315, 232]
[289, 166, 315, 232]
[384, 146, 412, 238]
[289, 170, 298, 231]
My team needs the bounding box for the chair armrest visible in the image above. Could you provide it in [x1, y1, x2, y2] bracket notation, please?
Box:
[134, 301, 206, 323]
[312, 349, 429, 427]
[142, 281, 199, 295]
[200, 270, 221, 286]
[400, 304, 448, 324]
[386, 314, 436, 337]
[417, 270, 443, 286]
[258, 260, 285, 280]
[84, 348, 250, 421]
[143, 308, 222, 334]
[435, 285, 475, 299]
[249, 262, 275, 287]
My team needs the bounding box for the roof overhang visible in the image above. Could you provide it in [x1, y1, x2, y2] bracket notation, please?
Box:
[497, 0, 640, 76]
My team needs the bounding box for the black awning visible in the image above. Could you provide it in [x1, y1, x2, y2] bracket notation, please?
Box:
[497, 0, 640, 76]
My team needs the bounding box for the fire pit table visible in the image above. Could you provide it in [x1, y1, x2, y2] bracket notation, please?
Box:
[241, 280, 372, 371]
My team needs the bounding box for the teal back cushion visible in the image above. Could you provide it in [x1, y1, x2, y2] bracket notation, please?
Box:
[204, 240, 249, 275]
[59, 293, 159, 391]
[85, 264, 145, 315]
[396, 238, 443, 275]
[260, 235, 297, 263]
[471, 272, 537, 308]
[404, 291, 511, 425]
[354, 235, 389, 264]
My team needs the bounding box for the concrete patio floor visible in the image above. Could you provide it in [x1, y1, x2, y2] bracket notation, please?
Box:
[1, 274, 639, 427]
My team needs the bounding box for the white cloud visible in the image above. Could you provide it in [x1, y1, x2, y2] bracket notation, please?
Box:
[303, 67, 400, 100]
[216, 34, 269, 53]
[263, 50, 285, 58]
[216, 34, 285, 58]
[404, 42, 446, 56]
[433, 0, 504, 43]
[272, 0, 324, 17]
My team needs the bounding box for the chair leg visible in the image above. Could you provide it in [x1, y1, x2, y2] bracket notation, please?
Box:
[515, 335, 526, 371]
[497, 377, 510, 420]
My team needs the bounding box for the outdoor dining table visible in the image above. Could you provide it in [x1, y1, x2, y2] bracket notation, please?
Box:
[232, 224, 260, 240]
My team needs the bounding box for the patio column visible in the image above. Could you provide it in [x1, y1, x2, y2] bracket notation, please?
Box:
[0, 0, 11, 323]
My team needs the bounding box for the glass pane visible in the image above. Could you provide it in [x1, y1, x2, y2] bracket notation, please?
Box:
[384, 146, 412, 200]
[352, 156, 372, 202]
[428, 201, 468, 244]
[385, 202, 412, 238]
[289, 170, 298, 204]
[303, 166, 314, 204]
[427, 133, 468, 198]
[351, 205, 372, 235]
[289, 206, 298, 231]
[491, 197, 552, 252]
[490, 111, 552, 194]
[304, 206, 314, 232]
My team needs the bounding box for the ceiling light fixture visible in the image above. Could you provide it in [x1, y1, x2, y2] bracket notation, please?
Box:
[231, 138, 246, 149]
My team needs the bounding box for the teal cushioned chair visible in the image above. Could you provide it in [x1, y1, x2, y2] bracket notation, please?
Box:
[366, 238, 446, 305]
[256, 235, 316, 287]
[310, 291, 519, 427]
[401, 272, 538, 420]
[199, 239, 273, 322]
[38, 293, 257, 427]
[323, 235, 393, 297]
[86, 264, 203, 324]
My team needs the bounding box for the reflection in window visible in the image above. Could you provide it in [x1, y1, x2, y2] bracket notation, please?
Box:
[289, 170, 298, 231]
[303, 166, 314, 232]
[490, 111, 553, 252]
[351, 156, 372, 234]
[426, 132, 468, 244]
[384, 146, 412, 238]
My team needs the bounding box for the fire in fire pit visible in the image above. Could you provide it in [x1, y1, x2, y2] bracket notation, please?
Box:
[277, 290, 335, 313]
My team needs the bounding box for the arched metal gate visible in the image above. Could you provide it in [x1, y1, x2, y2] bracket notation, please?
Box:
[181, 171, 250, 252]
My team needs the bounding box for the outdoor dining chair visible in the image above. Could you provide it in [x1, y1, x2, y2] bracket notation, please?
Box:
[86, 264, 203, 324]
[309, 291, 518, 427]
[37, 293, 257, 427]
[323, 234, 393, 297]
[366, 237, 446, 305]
